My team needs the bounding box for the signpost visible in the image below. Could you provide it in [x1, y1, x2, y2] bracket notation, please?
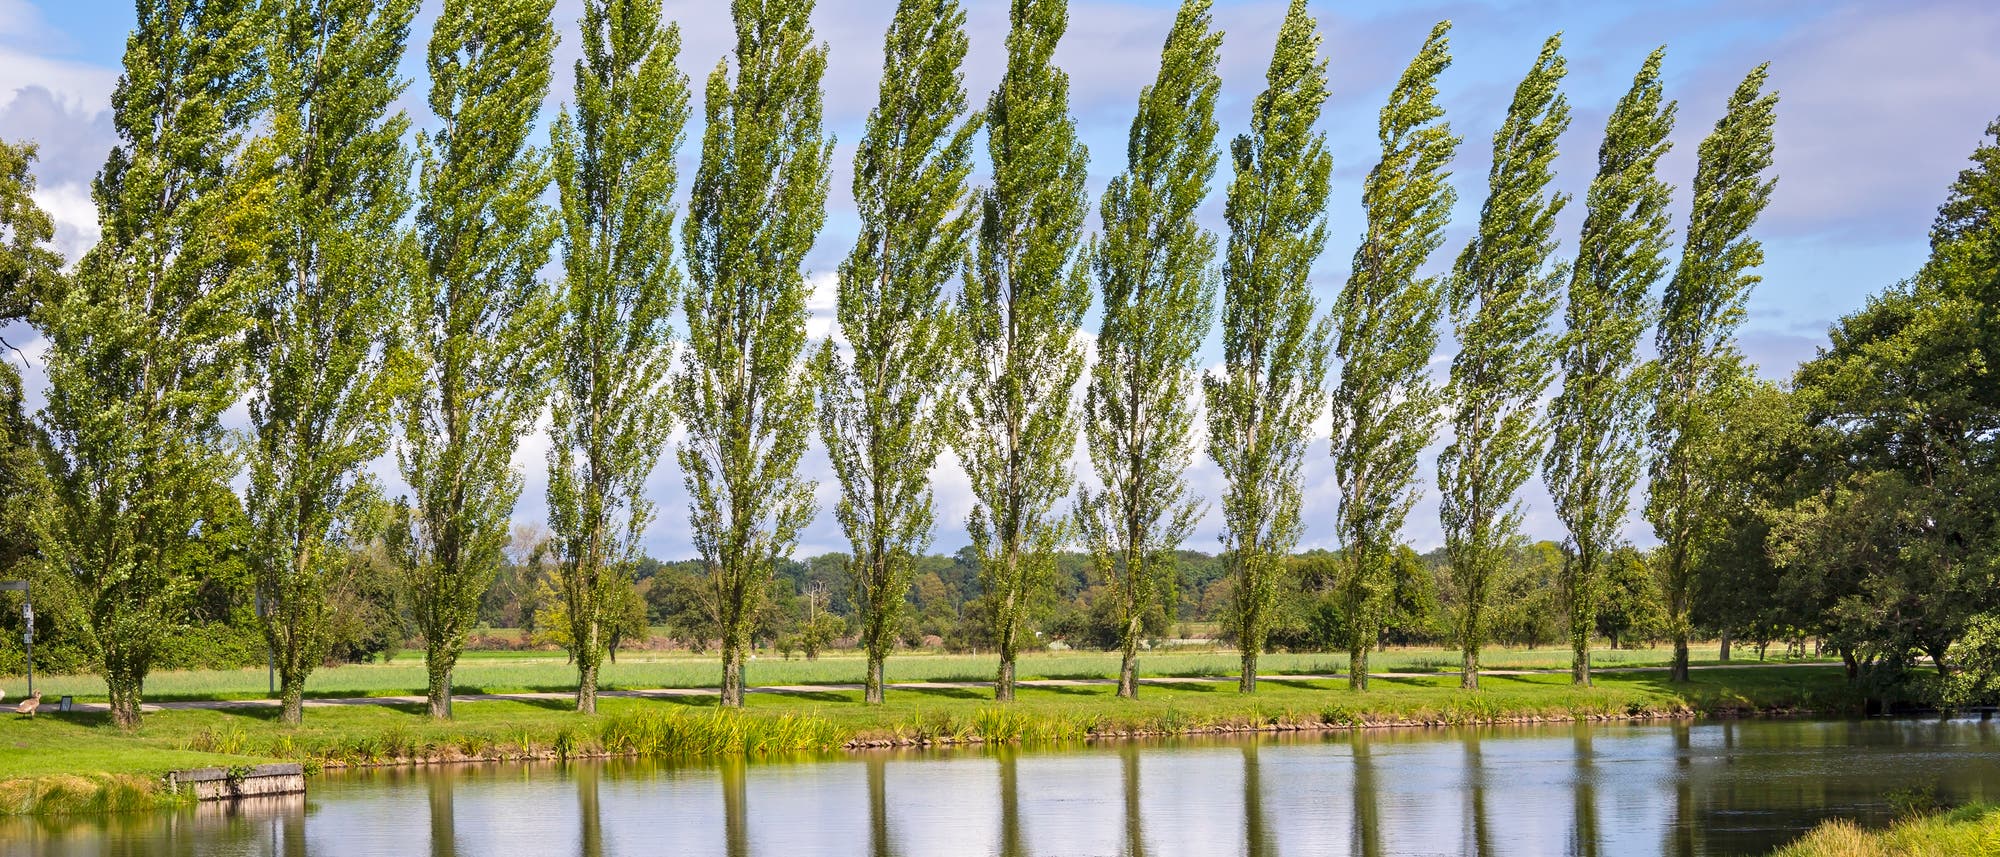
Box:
[1, 581, 28, 696]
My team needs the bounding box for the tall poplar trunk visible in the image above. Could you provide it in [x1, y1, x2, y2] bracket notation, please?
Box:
[1118, 614, 1143, 698]
[865, 654, 886, 705]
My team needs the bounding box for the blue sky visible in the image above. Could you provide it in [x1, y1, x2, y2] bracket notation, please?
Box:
[3, 0, 1998, 559]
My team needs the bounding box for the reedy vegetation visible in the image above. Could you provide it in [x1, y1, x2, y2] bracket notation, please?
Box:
[1543, 48, 1676, 687]
[1203, 0, 1333, 695]
[677, 0, 831, 709]
[397, 0, 560, 719]
[1078, 0, 1220, 700]
[814, 0, 979, 705]
[1439, 33, 1570, 691]
[959, 0, 1090, 702]
[247, 0, 417, 725]
[1647, 65, 1778, 683]
[1329, 21, 1459, 692]
[546, 0, 689, 714]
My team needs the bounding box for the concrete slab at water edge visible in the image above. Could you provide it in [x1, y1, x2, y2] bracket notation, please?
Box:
[165, 763, 306, 801]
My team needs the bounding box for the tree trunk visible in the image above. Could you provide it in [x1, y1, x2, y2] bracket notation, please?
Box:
[995, 656, 1016, 702]
[576, 619, 602, 714]
[865, 653, 886, 705]
[1349, 645, 1369, 691]
[1718, 631, 1732, 662]
[281, 673, 307, 726]
[1571, 627, 1591, 688]
[1117, 615, 1141, 699]
[1461, 639, 1480, 690]
[1239, 647, 1258, 695]
[1670, 634, 1690, 683]
[721, 641, 744, 708]
[427, 642, 454, 719]
[576, 658, 600, 714]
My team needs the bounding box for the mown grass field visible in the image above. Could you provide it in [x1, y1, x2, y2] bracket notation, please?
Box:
[0, 664, 1854, 784]
[2, 642, 1800, 702]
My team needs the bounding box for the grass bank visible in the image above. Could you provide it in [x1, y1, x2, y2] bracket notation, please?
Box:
[1772, 804, 2000, 856]
[0, 665, 1855, 815]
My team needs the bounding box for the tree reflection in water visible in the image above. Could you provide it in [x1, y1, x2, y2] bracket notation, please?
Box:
[1351, 735, 1382, 857]
[868, 753, 896, 857]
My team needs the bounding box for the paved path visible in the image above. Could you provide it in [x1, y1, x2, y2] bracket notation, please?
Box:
[62, 661, 1839, 714]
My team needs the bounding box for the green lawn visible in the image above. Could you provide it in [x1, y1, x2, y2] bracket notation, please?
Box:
[0, 664, 1855, 786]
[0, 642, 1813, 703]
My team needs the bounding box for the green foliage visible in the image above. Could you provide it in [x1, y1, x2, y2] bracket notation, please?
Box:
[1203, 0, 1333, 694]
[1439, 34, 1569, 689]
[546, 0, 690, 714]
[1328, 20, 1459, 690]
[1647, 64, 1777, 681]
[959, 0, 1090, 702]
[815, 0, 979, 704]
[33, 0, 266, 728]
[0, 140, 60, 316]
[1543, 47, 1674, 685]
[1078, 0, 1219, 698]
[397, 0, 559, 718]
[246, 0, 416, 726]
[677, 0, 831, 707]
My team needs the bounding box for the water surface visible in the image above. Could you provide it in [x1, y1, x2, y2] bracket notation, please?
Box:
[8, 717, 2000, 856]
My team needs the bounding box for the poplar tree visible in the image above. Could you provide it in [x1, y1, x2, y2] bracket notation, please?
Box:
[1648, 65, 1777, 683]
[1, 141, 60, 313]
[1079, 0, 1220, 700]
[814, 0, 978, 705]
[961, 0, 1091, 703]
[679, 0, 831, 708]
[1204, 0, 1332, 695]
[1328, 21, 1458, 691]
[246, 0, 417, 725]
[398, 0, 558, 719]
[1544, 48, 1675, 687]
[546, 0, 690, 714]
[1439, 34, 1569, 691]
[33, 0, 264, 729]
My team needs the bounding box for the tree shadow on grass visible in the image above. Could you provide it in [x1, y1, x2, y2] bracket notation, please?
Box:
[749, 690, 853, 703]
[896, 686, 988, 701]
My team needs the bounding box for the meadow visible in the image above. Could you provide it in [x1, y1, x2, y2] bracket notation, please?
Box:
[6, 642, 1787, 703]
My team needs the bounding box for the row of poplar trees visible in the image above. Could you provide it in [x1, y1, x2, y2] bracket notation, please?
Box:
[0, 0, 1783, 729]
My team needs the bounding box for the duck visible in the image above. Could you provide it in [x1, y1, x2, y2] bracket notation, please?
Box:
[15, 691, 40, 718]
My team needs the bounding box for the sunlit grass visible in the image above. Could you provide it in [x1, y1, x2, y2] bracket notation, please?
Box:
[4, 642, 1814, 703]
[1772, 804, 2000, 857]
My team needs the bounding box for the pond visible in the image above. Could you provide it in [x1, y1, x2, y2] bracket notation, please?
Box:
[8, 717, 2000, 856]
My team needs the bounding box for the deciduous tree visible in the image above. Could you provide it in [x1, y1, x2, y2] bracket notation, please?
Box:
[397, 0, 559, 719]
[1543, 47, 1674, 687]
[678, 0, 831, 708]
[246, 0, 416, 726]
[1329, 21, 1458, 691]
[1204, 0, 1332, 695]
[1439, 34, 1569, 691]
[1078, 0, 1220, 700]
[33, 0, 265, 729]
[959, 0, 1090, 702]
[1648, 64, 1777, 683]
[546, 0, 689, 714]
[815, 0, 978, 704]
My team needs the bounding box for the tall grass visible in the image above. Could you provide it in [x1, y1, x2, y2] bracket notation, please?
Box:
[1771, 804, 2000, 857]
